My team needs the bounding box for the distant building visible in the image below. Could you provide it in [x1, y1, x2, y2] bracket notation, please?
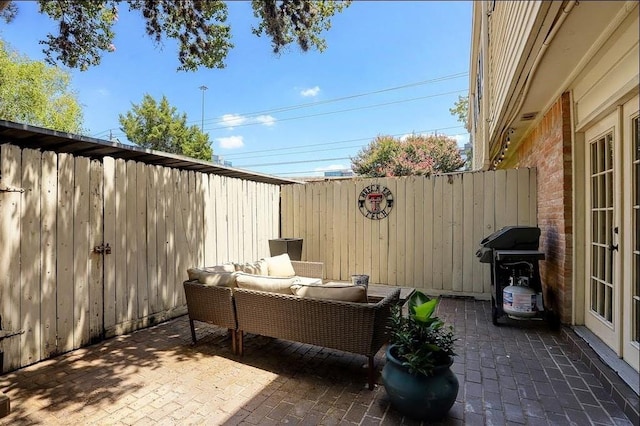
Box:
[324, 169, 354, 177]
[212, 154, 232, 167]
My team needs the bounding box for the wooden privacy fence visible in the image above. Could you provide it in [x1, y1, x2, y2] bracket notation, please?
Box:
[281, 169, 537, 297]
[0, 143, 279, 372]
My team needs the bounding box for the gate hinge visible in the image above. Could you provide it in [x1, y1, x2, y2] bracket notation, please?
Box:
[0, 186, 25, 193]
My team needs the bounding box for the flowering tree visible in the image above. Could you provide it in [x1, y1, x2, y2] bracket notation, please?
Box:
[351, 134, 465, 177]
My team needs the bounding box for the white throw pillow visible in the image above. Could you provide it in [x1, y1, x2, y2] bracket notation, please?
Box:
[187, 264, 236, 281]
[234, 259, 268, 275]
[265, 253, 296, 277]
[198, 271, 238, 287]
[235, 272, 299, 294]
[290, 283, 367, 303]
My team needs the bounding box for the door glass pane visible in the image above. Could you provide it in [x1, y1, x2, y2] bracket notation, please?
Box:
[589, 133, 614, 323]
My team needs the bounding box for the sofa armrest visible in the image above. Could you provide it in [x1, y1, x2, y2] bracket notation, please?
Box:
[291, 261, 324, 279]
[371, 288, 401, 354]
[183, 280, 237, 330]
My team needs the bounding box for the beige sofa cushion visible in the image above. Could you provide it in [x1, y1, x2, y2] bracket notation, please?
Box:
[235, 272, 299, 294]
[265, 253, 296, 277]
[235, 259, 268, 275]
[291, 283, 368, 303]
[198, 271, 238, 287]
[187, 264, 236, 281]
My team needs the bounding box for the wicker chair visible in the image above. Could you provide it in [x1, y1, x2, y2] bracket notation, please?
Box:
[234, 287, 400, 390]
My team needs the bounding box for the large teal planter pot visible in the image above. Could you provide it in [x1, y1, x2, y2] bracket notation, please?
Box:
[381, 345, 459, 420]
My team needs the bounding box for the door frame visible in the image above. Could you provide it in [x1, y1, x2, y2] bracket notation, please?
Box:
[621, 95, 639, 371]
[583, 110, 621, 352]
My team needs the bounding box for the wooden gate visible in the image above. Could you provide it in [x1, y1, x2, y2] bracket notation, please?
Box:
[0, 144, 280, 372]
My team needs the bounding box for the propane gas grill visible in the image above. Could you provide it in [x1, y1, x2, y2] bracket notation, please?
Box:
[476, 226, 556, 326]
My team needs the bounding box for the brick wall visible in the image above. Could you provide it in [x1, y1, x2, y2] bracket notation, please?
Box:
[507, 92, 573, 323]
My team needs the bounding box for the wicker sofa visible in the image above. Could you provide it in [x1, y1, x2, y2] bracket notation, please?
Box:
[184, 260, 324, 349]
[183, 259, 400, 389]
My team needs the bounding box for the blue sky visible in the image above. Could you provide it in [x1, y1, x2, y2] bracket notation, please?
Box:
[1, 1, 472, 177]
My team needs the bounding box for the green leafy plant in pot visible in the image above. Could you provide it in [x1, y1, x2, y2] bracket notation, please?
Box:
[381, 291, 459, 420]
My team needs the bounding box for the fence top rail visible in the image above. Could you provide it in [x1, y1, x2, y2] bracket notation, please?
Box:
[0, 120, 300, 186]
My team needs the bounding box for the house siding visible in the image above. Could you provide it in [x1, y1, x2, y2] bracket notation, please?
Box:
[507, 93, 573, 323]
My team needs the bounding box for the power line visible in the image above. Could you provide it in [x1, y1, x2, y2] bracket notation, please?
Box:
[203, 89, 467, 132]
[192, 72, 469, 127]
[224, 126, 465, 159]
[238, 156, 351, 168]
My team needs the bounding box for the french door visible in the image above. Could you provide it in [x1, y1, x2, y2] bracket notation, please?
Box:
[585, 95, 639, 371]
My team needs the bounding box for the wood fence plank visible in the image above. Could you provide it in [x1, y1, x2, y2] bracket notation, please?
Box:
[0, 144, 23, 370]
[505, 169, 518, 225]
[355, 181, 365, 277]
[103, 157, 116, 331]
[88, 160, 104, 341]
[395, 178, 407, 286]
[325, 182, 334, 275]
[387, 178, 398, 286]
[214, 175, 227, 263]
[165, 168, 177, 309]
[432, 176, 444, 290]
[202, 173, 215, 265]
[125, 160, 138, 322]
[114, 159, 127, 326]
[175, 170, 189, 305]
[441, 175, 454, 292]
[412, 177, 424, 288]
[56, 154, 74, 353]
[378, 178, 391, 285]
[147, 166, 159, 314]
[404, 177, 415, 287]
[134, 163, 149, 319]
[494, 169, 507, 229]
[483, 171, 496, 293]
[40, 151, 58, 358]
[452, 175, 464, 292]
[20, 149, 42, 365]
[369, 183, 381, 285]
[462, 173, 475, 293]
[329, 182, 339, 280]
[194, 171, 204, 265]
[517, 168, 531, 225]
[472, 172, 486, 294]
[155, 166, 167, 312]
[423, 176, 434, 290]
[73, 156, 91, 349]
[530, 168, 538, 226]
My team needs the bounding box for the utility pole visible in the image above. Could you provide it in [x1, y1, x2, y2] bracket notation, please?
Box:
[199, 85, 208, 132]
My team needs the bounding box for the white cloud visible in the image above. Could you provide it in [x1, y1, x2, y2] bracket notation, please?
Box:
[300, 86, 321, 97]
[216, 135, 244, 149]
[255, 115, 276, 127]
[220, 113, 247, 129]
[314, 164, 349, 172]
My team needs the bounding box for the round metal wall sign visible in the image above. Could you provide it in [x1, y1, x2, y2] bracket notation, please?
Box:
[358, 184, 394, 220]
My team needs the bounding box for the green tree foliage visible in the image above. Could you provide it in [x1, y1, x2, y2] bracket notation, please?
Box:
[0, 40, 83, 133]
[252, 0, 351, 54]
[119, 94, 212, 161]
[351, 134, 465, 177]
[449, 94, 472, 170]
[449, 95, 468, 126]
[0, 0, 350, 72]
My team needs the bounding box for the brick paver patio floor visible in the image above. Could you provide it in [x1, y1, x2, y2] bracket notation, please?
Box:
[0, 298, 636, 425]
